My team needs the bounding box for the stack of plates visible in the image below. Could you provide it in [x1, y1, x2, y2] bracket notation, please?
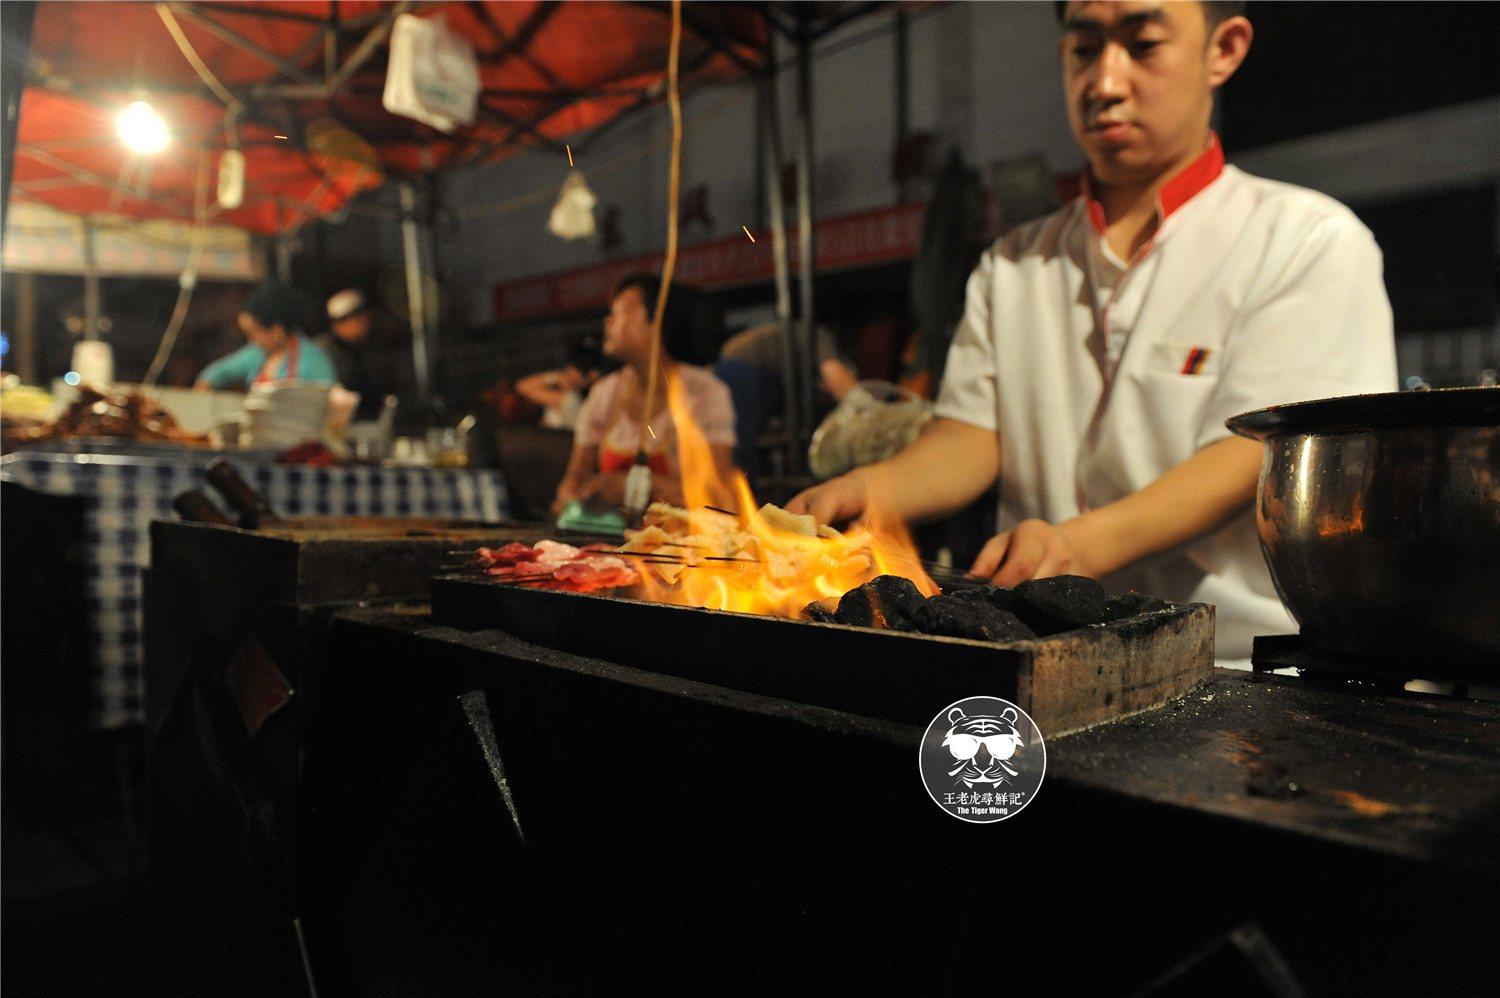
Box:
[242, 382, 330, 450]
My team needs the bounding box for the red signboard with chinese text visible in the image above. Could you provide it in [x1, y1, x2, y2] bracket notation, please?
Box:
[493, 202, 927, 321]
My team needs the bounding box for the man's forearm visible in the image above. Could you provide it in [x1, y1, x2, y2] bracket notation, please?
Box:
[863, 417, 1001, 523]
[1062, 436, 1263, 578]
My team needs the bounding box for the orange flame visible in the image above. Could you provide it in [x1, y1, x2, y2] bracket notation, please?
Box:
[626, 367, 936, 618]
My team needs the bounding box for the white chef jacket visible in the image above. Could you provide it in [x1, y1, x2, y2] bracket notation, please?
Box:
[934, 135, 1397, 662]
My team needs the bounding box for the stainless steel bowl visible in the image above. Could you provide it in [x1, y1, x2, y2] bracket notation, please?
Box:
[1227, 387, 1500, 671]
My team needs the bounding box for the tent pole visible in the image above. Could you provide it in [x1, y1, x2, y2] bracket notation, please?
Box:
[758, 70, 798, 477]
[792, 16, 818, 467]
[15, 271, 38, 383]
[82, 218, 101, 341]
[274, 234, 295, 281]
[400, 181, 432, 417]
[1, 2, 37, 239]
[895, 7, 911, 202]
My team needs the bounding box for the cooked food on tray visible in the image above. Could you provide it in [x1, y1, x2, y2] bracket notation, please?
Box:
[460, 499, 923, 612]
[472, 540, 641, 592]
[458, 500, 1171, 640]
[4, 385, 209, 446]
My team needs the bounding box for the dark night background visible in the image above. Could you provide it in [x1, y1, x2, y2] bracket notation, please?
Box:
[1222, 1, 1499, 151]
[1224, 2, 1500, 338]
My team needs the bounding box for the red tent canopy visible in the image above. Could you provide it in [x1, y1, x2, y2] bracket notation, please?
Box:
[13, 1, 769, 233]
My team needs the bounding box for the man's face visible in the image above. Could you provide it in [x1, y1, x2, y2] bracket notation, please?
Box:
[603, 286, 651, 361]
[332, 312, 371, 344]
[1061, 2, 1222, 185]
[239, 312, 287, 353]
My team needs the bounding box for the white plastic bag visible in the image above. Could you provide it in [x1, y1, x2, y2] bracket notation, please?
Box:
[807, 381, 933, 481]
[383, 13, 480, 133]
[548, 170, 598, 240]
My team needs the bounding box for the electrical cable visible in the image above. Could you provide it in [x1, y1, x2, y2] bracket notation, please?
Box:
[142, 155, 212, 387]
[638, 0, 683, 452]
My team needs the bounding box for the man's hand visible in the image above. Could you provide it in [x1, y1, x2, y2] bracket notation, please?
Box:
[786, 417, 1001, 527]
[969, 519, 1089, 587]
[785, 468, 871, 526]
[970, 437, 1263, 586]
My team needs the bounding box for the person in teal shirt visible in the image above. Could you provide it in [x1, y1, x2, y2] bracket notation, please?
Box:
[195, 279, 337, 390]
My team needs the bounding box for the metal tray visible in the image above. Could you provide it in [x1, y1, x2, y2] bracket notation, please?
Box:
[430, 575, 1215, 734]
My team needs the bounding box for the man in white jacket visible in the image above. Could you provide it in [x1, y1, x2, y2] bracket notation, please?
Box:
[790, 1, 1396, 661]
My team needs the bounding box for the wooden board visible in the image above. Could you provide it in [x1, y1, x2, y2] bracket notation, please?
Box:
[429, 575, 1215, 735]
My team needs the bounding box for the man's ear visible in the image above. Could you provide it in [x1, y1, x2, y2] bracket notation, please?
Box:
[1206, 15, 1253, 89]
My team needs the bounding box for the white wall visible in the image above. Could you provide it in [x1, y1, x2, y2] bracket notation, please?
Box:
[1231, 96, 1500, 208]
[434, 2, 1080, 326]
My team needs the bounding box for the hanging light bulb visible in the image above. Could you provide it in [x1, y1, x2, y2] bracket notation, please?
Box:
[217, 148, 245, 209]
[548, 169, 597, 240]
[116, 100, 171, 155]
[217, 112, 244, 209]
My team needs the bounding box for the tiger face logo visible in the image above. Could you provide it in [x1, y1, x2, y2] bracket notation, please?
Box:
[942, 707, 1026, 788]
[919, 696, 1046, 823]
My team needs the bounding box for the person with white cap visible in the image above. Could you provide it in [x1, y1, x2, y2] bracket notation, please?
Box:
[319, 288, 387, 420]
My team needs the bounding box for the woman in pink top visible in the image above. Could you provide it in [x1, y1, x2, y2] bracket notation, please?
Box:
[551, 273, 737, 516]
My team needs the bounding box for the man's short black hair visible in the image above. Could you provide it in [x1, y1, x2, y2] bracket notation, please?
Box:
[1054, 1, 1247, 29]
[611, 272, 719, 365]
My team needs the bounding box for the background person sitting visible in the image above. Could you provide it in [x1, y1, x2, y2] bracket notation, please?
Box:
[714, 322, 858, 476]
[514, 333, 607, 431]
[552, 273, 737, 515]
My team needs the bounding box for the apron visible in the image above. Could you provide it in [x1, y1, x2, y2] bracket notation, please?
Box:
[599, 447, 672, 475]
[597, 370, 673, 476]
[253, 336, 300, 386]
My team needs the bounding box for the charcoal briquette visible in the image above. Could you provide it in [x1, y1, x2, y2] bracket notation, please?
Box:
[1010, 575, 1112, 635]
[914, 593, 1036, 643]
[1103, 590, 1169, 620]
[800, 599, 838, 624]
[943, 584, 1017, 613]
[834, 574, 925, 631]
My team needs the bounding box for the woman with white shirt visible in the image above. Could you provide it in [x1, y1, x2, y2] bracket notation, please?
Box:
[551, 273, 737, 515]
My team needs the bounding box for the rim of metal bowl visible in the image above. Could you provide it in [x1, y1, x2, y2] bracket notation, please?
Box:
[1226, 386, 1500, 441]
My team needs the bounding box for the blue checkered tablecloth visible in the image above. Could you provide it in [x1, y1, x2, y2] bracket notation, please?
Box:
[1, 450, 509, 729]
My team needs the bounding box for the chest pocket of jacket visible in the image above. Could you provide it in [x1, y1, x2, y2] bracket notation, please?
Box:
[1144, 341, 1223, 378]
[1112, 339, 1227, 468]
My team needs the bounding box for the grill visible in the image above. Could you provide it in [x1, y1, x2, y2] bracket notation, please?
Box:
[143, 515, 554, 988]
[430, 574, 1215, 734]
[145, 517, 560, 729]
[302, 605, 1500, 995]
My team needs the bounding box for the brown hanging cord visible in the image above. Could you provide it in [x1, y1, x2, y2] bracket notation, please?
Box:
[636, 0, 683, 462]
